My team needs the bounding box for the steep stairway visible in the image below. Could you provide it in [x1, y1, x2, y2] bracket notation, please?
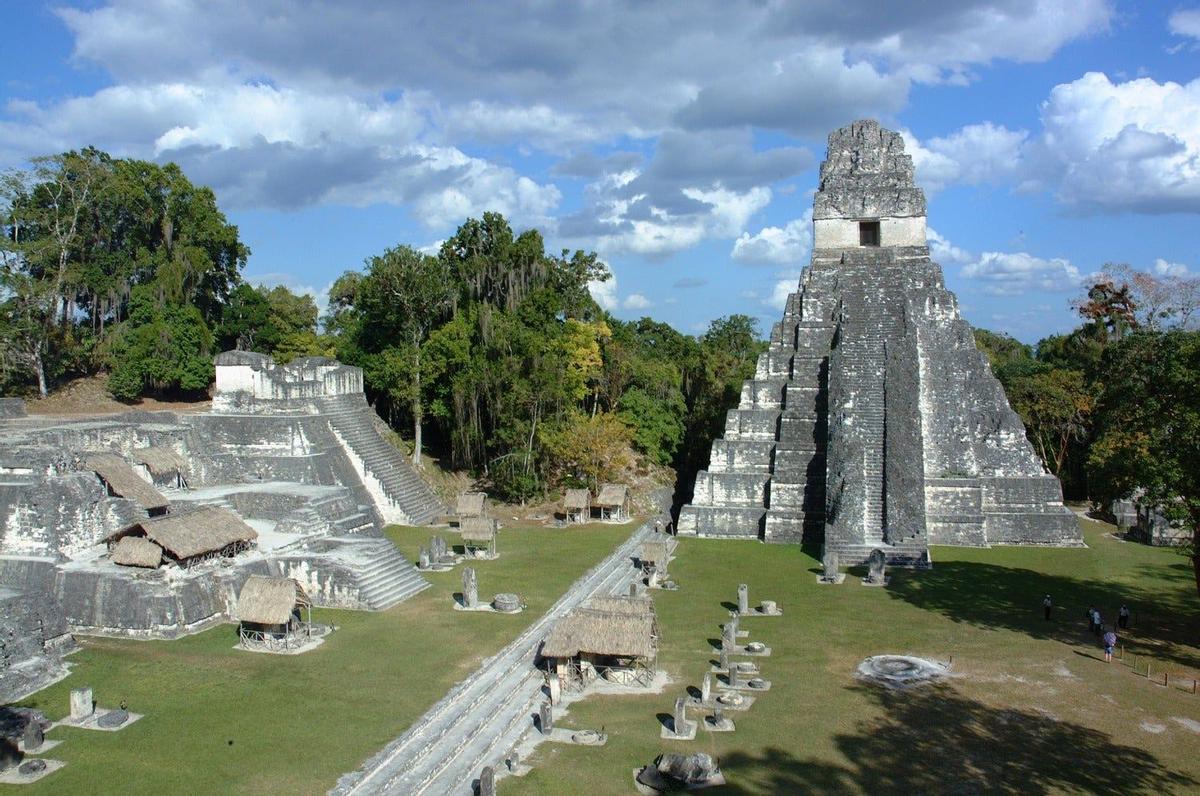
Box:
[316, 395, 443, 526]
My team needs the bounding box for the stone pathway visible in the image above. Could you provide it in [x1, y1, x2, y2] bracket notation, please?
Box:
[332, 522, 654, 795]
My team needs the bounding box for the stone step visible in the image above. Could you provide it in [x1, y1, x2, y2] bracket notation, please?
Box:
[676, 505, 764, 538]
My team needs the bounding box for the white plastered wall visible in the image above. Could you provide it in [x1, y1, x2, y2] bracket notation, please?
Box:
[813, 216, 927, 249]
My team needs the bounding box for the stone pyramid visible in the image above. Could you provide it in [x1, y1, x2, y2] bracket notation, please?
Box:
[678, 119, 1081, 564]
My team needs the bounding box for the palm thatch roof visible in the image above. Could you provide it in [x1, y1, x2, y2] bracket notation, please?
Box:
[542, 605, 656, 659]
[236, 576, 310, 625]
[580, 595, 655, 617]
[110, 536, 163, 568]
[639, 541, 672, 565]
[85, 453, 170, 511]
[108, 505, 257, 561]
[131, 447, 189, 478]
[595, 483, 629, 507]
[456, 491, 487, 517]
[564, 488, 591, 510]
[459, 515, 497, 542]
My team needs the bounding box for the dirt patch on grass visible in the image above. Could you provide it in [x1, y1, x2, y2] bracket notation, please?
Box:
[24, 375, 210, 416]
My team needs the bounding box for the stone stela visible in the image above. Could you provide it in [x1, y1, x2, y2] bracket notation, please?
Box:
[677, 119, 1081, 566]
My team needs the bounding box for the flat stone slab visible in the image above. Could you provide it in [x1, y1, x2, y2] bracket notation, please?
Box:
[545, 727, 607, 746]
[702, 715, 736, 732]
[235, 636, 326, 655]
[816, 574, 846, 585]
[856, 655, 949, 689]
[0, 759, 66, 784]
[633, 767, 726, 794]
[689, 691, 757, 711]
[16, 739, 63, 754]
[717, 675, 772, 692]
[861, 577, 891, 588]
[713, 643, 771, 656]
[747, 606, 783, 616]
[659, 719, 698, 741]
[452, 603, 525, 614]
[51, 709, 143, 732]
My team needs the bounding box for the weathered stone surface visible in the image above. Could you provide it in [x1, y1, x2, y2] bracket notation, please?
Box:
[539, 701, 553, 734]
[822, 548, 839, 580]
[462, 567, 478, 608]
[737, 583, 749, 614]
[0, 738, 20, 771]
[69, 687, 93, 721]
[18, 758, 46, 775]
[492, 593, 521, 613]
[678, 120, 1080, 562]
[867, 549, 886, 585]
[22, 721, 43, 751]
[478, 765, 495, 796]
[98, 708, 129, 728]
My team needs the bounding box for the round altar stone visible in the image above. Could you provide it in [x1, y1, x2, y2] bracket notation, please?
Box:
[492, 593, 521, 612]
[856, 655, 947, 689]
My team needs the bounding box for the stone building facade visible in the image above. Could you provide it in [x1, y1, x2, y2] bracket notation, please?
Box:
[678, 120, 1081, 563]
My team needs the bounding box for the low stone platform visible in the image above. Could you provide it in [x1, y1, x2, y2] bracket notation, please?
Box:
[0, 759, 66, 785]
[52, 708, 143, 732]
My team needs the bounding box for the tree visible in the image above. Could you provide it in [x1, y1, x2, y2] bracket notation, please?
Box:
[107, 285, 214, 400]
[1089, 330, 1200, 596]
[539, 411, 634, 491]
[357, 246, 453, 466]
[1007, 369, 1093, 477]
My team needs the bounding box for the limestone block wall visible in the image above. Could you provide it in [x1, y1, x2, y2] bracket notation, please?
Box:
[0, 474, 145, 558]
[212, 352, 364, 413]
[0, 586, 72, 702]
[813, 216, 927, 248]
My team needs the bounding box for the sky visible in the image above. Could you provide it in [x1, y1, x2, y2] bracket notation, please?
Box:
[1, 1, 1198, 343]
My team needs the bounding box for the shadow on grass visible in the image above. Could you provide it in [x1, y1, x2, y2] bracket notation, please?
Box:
[884, 561, 1200, 671]
[714, 684, 1197, 795]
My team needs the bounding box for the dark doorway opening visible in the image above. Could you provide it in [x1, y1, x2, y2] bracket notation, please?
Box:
[859, 221, 881, 246]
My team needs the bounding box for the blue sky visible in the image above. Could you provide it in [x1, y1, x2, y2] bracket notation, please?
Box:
[2, 1, 1198, 343]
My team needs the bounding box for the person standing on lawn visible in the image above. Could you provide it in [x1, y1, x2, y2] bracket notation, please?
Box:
[1043, 594, 1053, 621]
[1103, 629, 1118, 662]
[1118, 604, 1130, 629]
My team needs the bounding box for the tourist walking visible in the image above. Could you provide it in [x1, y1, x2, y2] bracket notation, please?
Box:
[1093, 609, 1103, 636]
[1118, 604, 1130, 629]
[1087, 605, 1096, 633]
[1103, 629, 1118, 662]
[1043, 594, 1053, 620]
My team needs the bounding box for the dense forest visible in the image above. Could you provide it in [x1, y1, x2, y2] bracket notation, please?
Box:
[2, 150, 1197, 582]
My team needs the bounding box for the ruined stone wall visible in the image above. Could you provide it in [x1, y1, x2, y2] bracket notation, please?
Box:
[0, 586, 72, 702]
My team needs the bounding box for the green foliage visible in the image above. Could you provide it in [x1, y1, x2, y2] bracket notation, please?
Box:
[107, 286, 215, 400]
[1089, 330, 1200, 594]
[1, 148, 246, 397]
[539, 411, 635, 491]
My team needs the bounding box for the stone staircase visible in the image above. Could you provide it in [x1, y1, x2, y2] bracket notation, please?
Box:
[317, 395, 443, 526]
[348, 537, 430, 610]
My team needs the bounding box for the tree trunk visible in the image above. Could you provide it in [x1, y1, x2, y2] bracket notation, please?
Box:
[34, 347, 47, 397]
[1191, 507, 1200, 600]
[412, 344, 422, 468]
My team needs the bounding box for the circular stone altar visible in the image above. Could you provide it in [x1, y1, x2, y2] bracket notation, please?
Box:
[746, 641, 765, 653]
[571, 730, 605, 745]
[492, 593, 522, 613]
[717, 692, 744, 706]
[856, 655, 947, 689]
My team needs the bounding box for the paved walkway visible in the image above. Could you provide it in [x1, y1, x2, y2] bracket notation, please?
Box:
[332, 522, 654, 795]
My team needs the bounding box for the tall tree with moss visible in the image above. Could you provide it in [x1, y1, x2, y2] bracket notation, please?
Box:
[1090, 330, 1200, 596]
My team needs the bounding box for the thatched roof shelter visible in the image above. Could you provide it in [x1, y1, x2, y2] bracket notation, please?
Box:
[131, 447, 188, 478]
[236, 576, 310, 625]
[85, 453, 170, 511]
[110, 536, 163, 568]
[564, 489, 591, 510]
[456, 491, 487, 517]
[581, 595, 655, 617]
[108, 505, 257, 562]
[459, 515, 497, 543]
[542, 606, 656, 660]
[595, 484, 629, 508]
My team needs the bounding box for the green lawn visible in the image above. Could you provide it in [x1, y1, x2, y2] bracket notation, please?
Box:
[513, 519, 1200, 795]
[6, 521, 636, 795]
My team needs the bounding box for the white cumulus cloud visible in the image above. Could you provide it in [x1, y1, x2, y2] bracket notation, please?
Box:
[623, 293, 653, 310]
[962, 251, 1082, 296]
[731, 211, 813, 265]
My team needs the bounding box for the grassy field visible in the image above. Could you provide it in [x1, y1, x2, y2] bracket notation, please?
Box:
[6, 520, 636, 795]
[513, 518, 1200, 795]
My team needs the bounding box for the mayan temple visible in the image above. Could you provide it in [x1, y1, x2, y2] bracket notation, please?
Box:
[677, 119, 1081, 564]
